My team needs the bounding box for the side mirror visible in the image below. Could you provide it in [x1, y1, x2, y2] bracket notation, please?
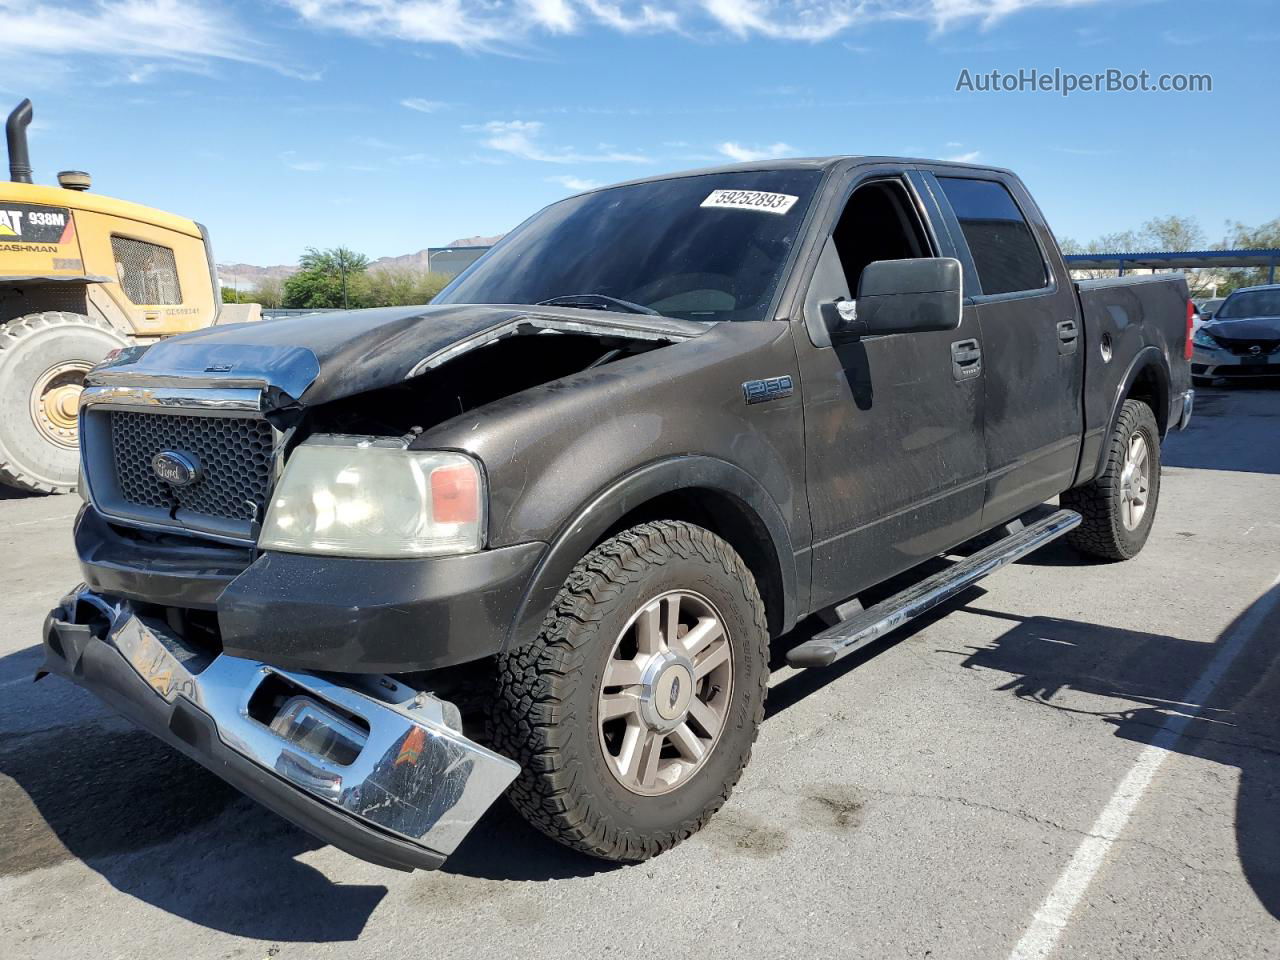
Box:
[820, 257, 963, 343]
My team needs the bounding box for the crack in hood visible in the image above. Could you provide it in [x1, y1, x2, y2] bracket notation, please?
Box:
[88, 303, 709, 409]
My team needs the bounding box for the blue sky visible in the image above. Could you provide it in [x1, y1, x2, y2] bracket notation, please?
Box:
[4, 0, 1274, 266]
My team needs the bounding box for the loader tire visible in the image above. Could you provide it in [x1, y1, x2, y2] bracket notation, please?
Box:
[0, 312, 127, 495]
[490, 520, 769, 862]
[1061, 398, 1161, 561]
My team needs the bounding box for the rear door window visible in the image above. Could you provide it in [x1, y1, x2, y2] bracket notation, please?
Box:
[937, 177, 1047, 296]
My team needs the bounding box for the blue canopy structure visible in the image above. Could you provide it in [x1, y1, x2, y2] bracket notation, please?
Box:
[1064, 249, 1280, 283]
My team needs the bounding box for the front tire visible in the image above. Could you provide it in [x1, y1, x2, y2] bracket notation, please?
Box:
[1061, 398, 1161, 560]
[0, 312, 127, 494]
[490, 520, 769, 862]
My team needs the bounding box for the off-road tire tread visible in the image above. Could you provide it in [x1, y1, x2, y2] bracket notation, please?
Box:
[0, 311, 124, 494]
[490, 520, 769, 862]
[1061, 398, 1159, 561]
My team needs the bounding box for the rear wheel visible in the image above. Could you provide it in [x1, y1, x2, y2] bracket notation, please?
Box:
[0, 312, 127, 494]
[490, 520, 769, 861]
[1061, 398, 1161, 560]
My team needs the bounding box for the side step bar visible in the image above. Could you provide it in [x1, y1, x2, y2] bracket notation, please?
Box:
[786, 508, 1081, 669]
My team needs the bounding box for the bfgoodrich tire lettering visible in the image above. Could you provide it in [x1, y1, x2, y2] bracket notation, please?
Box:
[490, 520, 769, 861]
[1062, 398, 1161, 561]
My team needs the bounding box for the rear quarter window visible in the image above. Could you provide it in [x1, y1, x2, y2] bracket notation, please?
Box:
[938, 177, 1048, 297]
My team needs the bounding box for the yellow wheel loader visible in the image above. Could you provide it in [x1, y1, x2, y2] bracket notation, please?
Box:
[1, 99, 258, 494]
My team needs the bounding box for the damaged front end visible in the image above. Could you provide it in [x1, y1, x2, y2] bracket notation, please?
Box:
[41, 585, 519, 871]
[50, 302, 702, 869]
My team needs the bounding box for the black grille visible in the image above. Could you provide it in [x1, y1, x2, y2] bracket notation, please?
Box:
[110, 412, 274, 522]
[1212, 336, 1280, 356]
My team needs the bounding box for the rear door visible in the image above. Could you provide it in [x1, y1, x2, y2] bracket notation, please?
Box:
[921, 170, 1084, 528]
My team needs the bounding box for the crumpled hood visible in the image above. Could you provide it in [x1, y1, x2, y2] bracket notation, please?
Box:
[1203, 315, 1280, 341]
[88, 302, 707, 408]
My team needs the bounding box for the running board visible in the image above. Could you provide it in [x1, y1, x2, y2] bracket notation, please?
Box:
[786, 509, 1081, 669]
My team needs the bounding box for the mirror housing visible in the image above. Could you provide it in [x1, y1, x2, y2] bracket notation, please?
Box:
[820, 257, 963, 343]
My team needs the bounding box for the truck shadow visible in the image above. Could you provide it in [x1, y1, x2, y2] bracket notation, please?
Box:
[0, 657, 389, 940]
[950, 584, 1280, 922]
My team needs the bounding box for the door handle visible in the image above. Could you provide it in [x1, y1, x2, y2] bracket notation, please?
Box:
[950, 338, 982, 381]
[1057, 319, 1079, 355]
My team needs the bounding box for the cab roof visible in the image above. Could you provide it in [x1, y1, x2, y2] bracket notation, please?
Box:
[602, 155, 1017, 192]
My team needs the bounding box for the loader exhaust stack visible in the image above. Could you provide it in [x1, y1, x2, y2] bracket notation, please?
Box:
[6, 99, 34, 184]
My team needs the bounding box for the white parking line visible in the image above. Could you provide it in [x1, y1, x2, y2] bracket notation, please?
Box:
[1007, 570, 1280, 960]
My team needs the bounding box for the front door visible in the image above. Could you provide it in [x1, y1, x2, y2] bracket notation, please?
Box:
[793, 171, 987, 611]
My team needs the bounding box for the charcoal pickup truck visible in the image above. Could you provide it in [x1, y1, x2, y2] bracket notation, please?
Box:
[41, 157, 1193, 872]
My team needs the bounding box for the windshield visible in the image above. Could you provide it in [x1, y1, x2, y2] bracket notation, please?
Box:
[1217, 290, 1280, 319]
[435, 169, 823, 322]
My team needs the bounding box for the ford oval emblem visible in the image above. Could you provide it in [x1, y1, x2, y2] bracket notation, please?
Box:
[152, 451, 201, 487]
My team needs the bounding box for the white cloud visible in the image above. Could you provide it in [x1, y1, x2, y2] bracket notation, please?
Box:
[579, 0, 680, 32]
[547, 174, 602, 190]
[943, 149, 982, 162]
[717, 141, 798, 162]
[278, 1, 1106, 53]
[392, 152, 436, 165]
[475, 120, 650, 163]
[524, 0, 578, 31]
[401, 97, 449, 113]
[279, 0, 517, 52]
[703, 0, 857, 41]
[279, 150, 324, 171]
[0, 0, 1112, 89]
[0, 0, 311, 79]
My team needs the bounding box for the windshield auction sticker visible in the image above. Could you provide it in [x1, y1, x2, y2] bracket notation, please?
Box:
[701, 190, 799, 215]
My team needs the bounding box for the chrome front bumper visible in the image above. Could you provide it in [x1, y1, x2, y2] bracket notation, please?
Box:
[40, 585, 519, 871]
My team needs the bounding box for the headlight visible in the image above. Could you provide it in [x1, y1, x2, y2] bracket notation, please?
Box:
[259, 439, 485, 558]
[1191, 328, 1219, 349]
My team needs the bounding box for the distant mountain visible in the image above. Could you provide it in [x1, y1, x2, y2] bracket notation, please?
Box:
[444, 234, 504, 248]
[217, 262, 296, 288]
[217, 235, 505, 290]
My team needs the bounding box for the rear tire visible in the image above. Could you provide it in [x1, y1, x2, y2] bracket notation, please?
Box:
[0, 312, 127, 494]
[490, 520, 769, 862]
[1061, 399, 1161, 561]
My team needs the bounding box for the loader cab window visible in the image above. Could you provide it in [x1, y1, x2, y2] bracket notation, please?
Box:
[830, 179, 933, 295]
[937, 177, 1048, 296]
[111, 236, 183, 305]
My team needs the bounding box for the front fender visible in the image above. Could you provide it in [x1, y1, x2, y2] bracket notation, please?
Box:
[504, 455, 800, 650]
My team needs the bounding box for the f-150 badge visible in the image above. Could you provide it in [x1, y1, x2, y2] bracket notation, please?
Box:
[742, 376, 794, 404]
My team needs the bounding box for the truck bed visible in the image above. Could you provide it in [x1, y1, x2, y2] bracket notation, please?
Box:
[1074, 273, 1192, 484]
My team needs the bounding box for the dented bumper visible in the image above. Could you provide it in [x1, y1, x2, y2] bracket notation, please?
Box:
[40, 586, 520, 872]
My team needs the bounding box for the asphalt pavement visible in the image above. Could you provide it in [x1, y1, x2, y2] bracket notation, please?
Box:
[1, 384, 1277, 960]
